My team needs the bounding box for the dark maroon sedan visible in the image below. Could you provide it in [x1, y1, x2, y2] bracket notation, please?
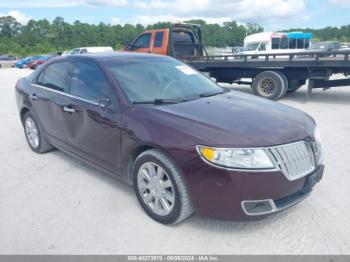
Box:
[15, 53, 324, 224]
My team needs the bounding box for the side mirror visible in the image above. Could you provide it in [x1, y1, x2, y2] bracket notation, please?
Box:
[97, 98, 111, 110]
[210, 77, 217, 83]
[122, 40, 132, 50]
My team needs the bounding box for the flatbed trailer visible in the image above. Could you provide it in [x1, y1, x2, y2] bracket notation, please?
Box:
[125, 23, 350, 100]
[180, 51, 350, 99]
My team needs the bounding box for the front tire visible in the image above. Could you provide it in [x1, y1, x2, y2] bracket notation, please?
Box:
[133, 149, 193, 225]
[23, 111, 54, 153]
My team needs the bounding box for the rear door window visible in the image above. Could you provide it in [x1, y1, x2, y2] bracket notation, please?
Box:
[69, 61, 110, 102]
[271, 38, 280, 49]
[37, 62, 70, 92]
[154, 32, 164, 48]
[289, 38, 297, 49]
[172, 31, 194, 43]
[304, 39, 310, 49]
[297, 38, 304, 49]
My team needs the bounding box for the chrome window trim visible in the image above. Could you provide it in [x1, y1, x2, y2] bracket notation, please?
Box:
[30, 83, 99, 106]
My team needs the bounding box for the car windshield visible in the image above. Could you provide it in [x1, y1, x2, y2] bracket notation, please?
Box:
[70, 49, 80, 54]
[243, 43, 260, 51]
[107, 57, 225, 103]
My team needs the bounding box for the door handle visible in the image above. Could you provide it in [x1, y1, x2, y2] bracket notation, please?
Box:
[29, 94, 37, 100]
[63, 106, 76, 113]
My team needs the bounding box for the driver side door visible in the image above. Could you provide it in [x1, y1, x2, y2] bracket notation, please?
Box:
[130, 33, 152, 53]
[60, 60, 123, 175]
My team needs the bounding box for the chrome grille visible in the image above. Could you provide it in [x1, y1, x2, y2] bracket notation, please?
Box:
[266, 141, 316, 181]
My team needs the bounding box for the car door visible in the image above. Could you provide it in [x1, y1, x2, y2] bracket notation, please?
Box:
[60, 60, 122, 174]
[31, 61, 71, 144]
[130, 33, 152, 53]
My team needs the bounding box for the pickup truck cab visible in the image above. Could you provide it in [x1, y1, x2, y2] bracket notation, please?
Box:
[124, 24, 205, 57]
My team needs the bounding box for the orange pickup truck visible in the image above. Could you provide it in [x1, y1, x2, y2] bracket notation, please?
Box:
[124, 23, 350, 100]
[124, 23, 205, 57]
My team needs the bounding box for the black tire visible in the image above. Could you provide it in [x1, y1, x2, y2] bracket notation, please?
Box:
[277, 72, 289, 100]
[23, 111, 54, 153]
[252, 71, 287, 100]
[133, 149, 193, 225]
[287, 79, 305, 93]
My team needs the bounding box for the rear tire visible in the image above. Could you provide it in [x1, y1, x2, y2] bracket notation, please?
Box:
[252, 71, 287, 100]
[23, 111, 54, 153]
[287, 79, 305, 93]
[277, 72, 289, 100]
[133, 149, 193, 225]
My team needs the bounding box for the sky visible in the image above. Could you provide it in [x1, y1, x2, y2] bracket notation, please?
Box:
[0, 0, 349, 31]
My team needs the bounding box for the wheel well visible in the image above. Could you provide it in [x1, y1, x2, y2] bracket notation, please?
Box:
[126, 145, 153, 185]
[20, 107, 30, 125]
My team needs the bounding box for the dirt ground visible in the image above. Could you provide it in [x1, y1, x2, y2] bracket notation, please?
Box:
[0, 68, 349, 254]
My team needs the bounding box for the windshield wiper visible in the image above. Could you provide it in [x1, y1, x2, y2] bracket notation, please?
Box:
[199, 90, 228, 98]
[132, 98, 187, 105]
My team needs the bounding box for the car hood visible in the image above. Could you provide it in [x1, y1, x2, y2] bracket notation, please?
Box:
[141, 91, 315, 148]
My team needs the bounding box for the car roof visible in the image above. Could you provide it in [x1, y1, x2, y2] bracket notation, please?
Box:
[62, 52, 164, 62]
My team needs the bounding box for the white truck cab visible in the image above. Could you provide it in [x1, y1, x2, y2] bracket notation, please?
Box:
[67, 46, 114, 55]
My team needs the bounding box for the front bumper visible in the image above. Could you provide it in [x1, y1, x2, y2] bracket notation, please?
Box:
[182, 157, 324, 221]
[241, 165, 323, 216]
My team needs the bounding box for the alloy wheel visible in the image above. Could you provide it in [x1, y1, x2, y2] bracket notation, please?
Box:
[137, 162, 175, 216]
[25, 117, 39, 149]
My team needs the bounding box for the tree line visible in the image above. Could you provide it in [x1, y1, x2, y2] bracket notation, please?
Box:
[1, 15, 350, 57]
[0, 16, 263, 56]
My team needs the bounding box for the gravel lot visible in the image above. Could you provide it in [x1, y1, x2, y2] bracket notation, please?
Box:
[1, 68, 350, 255]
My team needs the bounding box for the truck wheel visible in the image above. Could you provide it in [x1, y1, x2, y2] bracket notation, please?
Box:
[277, 72, 289, 100]
[252, 71, 287, 100]
[287, 79, 305, 93]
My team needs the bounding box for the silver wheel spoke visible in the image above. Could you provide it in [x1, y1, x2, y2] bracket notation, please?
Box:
[143, 192, 154, 203]
[154, 197, 162, 213]
[139, 180, 150, 190]
[156, 167, 164, 180]
[146, 163, 156, 178]
[162, 190, 174, 203]
[160, 197, 171, 212]
[161, 180, 172, 189]
[141, 169, 151, 182]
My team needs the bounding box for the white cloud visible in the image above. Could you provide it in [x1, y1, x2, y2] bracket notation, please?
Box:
[0, 0, 128, 8]
[329, 0, 350, 6]
[84, 0, 128, 7]
[117, 14, 233, 26]
[133, 0, 306, 22]
[111, 17, 123, 25]
[0, 10, 32, 24]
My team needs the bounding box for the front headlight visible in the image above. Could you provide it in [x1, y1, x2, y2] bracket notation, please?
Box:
[314, 126, 324, 165]
[197, 145, 275, 170]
